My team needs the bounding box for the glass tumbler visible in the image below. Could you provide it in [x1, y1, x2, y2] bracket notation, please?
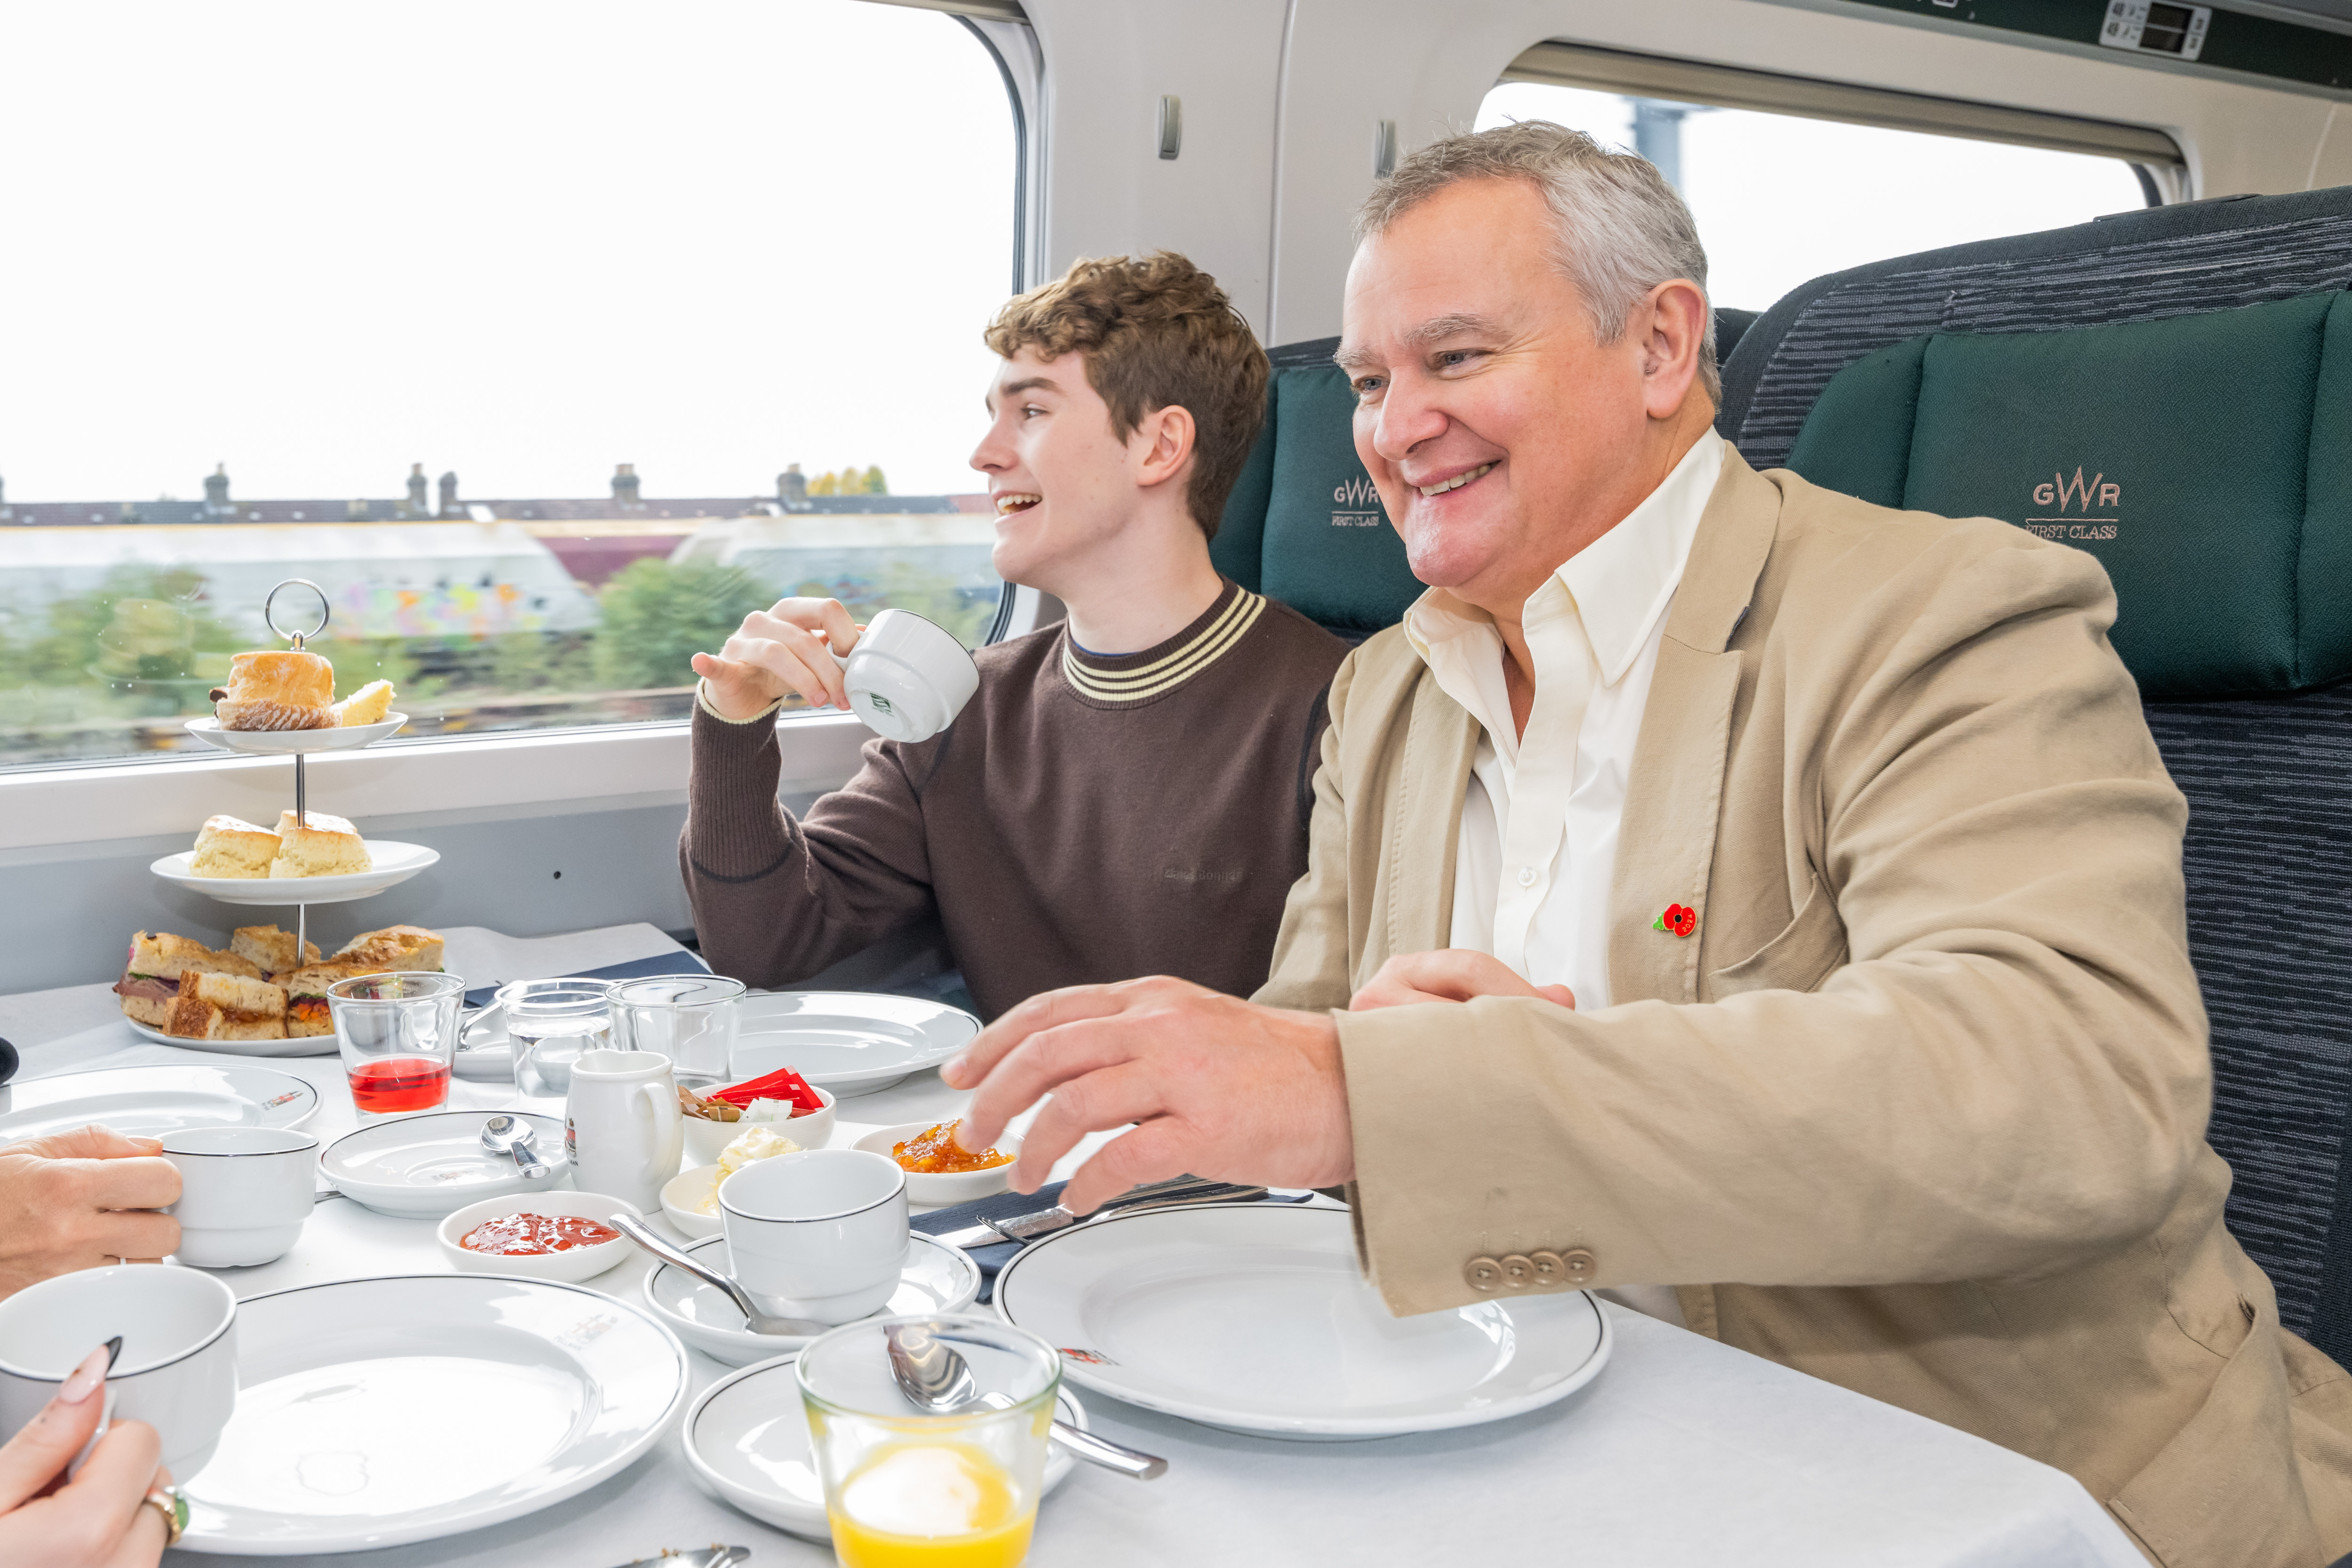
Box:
[501, 979, 613, 1098]
[327, 971, 464, 1121]
[608, 974, 744, 1086]
[798, 1314, 1059, 1568]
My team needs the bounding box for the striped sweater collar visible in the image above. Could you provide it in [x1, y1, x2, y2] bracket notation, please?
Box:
[1059, 580, 1265, 704]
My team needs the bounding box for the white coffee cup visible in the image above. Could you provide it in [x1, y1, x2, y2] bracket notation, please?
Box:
[565, 1049, 684, 1213]
[0, 1265, 238, 1475]
[718, 1148, 908, 1324]
[832, 608, 979, 744]
[162, 1126, 321, 1268]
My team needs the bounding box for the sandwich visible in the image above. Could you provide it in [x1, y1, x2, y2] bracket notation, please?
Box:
[211, 649, 336, 732]
[269, 810, 371, 878]
[166, 969, 288, 1042]
[281, 924, 446, 1035]
[115, 932, 262, 1028]
[230, 923, 320, 978]
[189, 814, 279, 878]
[334, 679, 396, 727]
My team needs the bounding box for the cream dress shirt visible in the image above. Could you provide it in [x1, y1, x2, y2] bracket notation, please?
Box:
[1401, 430, 1725, 1327]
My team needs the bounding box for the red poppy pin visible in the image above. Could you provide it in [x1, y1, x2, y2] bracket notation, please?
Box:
[1653, 903, 1697, 938]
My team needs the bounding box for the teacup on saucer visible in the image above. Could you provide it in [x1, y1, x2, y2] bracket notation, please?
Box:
[640, 1233, 979, 1366]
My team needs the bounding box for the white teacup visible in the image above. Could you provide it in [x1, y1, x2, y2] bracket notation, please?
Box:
[163, 1126, 321, 1268]
[0, 1265, 238, 1475]
[833, 609, 979, 744]
[718, 1148, 909, 1325]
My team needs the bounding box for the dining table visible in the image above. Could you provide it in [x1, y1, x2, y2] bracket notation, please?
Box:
[0, 923, 2149, 1568]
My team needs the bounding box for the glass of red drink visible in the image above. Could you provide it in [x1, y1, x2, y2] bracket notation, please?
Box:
[326, 971, 465, 1121]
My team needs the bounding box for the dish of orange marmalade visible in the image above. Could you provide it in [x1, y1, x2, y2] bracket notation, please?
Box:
[891, 1119, 1013, 1174]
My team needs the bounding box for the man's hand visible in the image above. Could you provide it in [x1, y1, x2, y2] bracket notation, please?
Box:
[1349, 949, 1574, 1012]
[0, 1127, 179, 1300]
[689, 597, 862, 720]
[942, 977, 1354, 1214]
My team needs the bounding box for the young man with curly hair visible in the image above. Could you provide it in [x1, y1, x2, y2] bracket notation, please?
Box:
[682, 253, 1348, 1018]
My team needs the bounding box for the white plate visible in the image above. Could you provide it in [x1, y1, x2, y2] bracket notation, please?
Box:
[150, 841, 441, 907]
[993, 1203, 1612, 1440]
[124, 1016, 338, 1059]
[643, 1233, 981, 1366]
[728, 991, 981, 1097]
[177, 1273, 687, 1555]
[684, 1353, 1086, 1541]
[318, 1110, 568, 1218]
[183, 713, 410, 754]
[0, 1066, 318, 1145]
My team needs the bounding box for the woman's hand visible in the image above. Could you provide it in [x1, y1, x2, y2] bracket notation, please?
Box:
[0, 1344, 173, 1568]
[1348, 949, 1575, 1012]
[691, 597, 863, 719]
[0, 1127, 179, 1301]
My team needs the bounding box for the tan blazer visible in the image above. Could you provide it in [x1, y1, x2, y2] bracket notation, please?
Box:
[1256, 450, 2352, 1567]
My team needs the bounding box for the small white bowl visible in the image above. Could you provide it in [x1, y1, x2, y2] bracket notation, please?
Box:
[436, 1190, 644, 1282]
[660, 1165, 724, 1238]
[853, 1120, 1023, 1204]
[681, 1084, 836, 1165]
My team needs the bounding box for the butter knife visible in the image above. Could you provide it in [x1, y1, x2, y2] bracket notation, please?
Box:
[606, 1548, 750, 1567]
[930, 1178, 1267, 1250]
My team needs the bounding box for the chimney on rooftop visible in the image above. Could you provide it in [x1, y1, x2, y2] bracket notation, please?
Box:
[779, 464, 807, 507]
[438, 471, 460, 518]
[346, 498, 369, 521]
[204, 464, 230, 513]
[612, 463, 641, 506]
[404, 463, 428, 519]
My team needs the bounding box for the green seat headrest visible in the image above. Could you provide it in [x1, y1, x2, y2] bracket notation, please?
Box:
[1787, 290, 2352, 698]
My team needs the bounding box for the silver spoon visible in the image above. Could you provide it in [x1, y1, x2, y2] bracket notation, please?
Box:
[478, 1114, 551, 1179]
[884, 1321, 1167, 1481]
[609, 1213, 830, 1337]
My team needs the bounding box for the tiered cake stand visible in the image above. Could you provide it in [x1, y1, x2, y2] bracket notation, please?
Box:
[143, 580, 440, 1056]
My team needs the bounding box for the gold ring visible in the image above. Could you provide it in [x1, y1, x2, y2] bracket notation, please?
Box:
[140, 1485, 188, 1548]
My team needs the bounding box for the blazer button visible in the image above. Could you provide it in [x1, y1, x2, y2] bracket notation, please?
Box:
[1528, 1250, 1568, 1287]
[1464, 1256, 1504, 1293]
[1558, 1247, 1597, 1283]
[1499, 1254, 1536, 1290]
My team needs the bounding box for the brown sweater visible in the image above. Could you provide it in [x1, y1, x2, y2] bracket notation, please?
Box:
[681, 581, 1351, 1019]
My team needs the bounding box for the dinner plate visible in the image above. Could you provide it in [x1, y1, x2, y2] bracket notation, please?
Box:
[0, 1066, 318, 1145]
[993, 1203, 1612, 1440]
[727, 991, 981, 1097]
[149, 841, 441, 907]
[176, 1273, 687, 1554]
[183, 713, 410, 754]
[643, 1233, 981, 1366]
[684, 1353, 1086, 1541]
[318, 1110, 568, 1218]
[124, 1016, 337, 1059]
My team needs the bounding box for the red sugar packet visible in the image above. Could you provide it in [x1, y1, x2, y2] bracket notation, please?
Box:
[711, 1067, 824, 1113]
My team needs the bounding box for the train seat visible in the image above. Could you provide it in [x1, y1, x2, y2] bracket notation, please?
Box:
[1722, 186, 2352, 1362]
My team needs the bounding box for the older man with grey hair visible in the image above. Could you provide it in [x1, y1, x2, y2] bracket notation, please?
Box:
[945, 122, 2352, 1562]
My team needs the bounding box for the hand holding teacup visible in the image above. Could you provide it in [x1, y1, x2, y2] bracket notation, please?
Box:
[693, 597, 863, 719]
[0, 1128, 181, 1299]
[694, 599, 978, 744]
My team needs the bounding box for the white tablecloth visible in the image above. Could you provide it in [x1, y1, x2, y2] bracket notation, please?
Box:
[0, 925, 2146, 1568]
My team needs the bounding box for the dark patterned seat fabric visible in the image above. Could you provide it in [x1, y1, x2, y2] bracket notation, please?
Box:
[1718, 185, 2352, 1360]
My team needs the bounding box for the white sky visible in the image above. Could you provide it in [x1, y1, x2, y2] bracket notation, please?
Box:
[1478, 84, 2146, 314]
[0, 0, 1016, 504]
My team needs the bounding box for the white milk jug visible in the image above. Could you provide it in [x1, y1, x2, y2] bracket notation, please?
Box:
[564, 1049, 683, 1211]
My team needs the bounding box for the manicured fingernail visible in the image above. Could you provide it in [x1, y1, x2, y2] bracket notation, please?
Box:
[59, 1344, 111, 1404]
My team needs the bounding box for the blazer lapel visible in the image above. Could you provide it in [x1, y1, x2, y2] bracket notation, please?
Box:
[1385, 668, 1477, 966]
[1608, 451, 1782, 1005]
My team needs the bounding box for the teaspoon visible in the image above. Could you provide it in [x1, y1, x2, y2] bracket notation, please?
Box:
[884, 1321, 1167, 1480]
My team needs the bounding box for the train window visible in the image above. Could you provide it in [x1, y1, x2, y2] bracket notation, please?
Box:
[1477, 81, 2150, 316]
[0, 0, 1019, 772]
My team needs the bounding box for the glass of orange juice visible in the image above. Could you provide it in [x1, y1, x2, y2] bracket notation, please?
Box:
[798, 1314, 1061, 1568]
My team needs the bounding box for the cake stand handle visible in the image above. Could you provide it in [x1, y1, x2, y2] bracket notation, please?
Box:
[296, 903, 308, 963]
[293, 751, 307, 830]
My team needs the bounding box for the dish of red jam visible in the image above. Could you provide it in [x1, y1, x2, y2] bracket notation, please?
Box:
[459, 1211, 622, 1256]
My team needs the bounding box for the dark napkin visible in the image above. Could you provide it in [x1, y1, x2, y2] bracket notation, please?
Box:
[912, 1179, 1315, 1304]
[462, 951, 711, 1011]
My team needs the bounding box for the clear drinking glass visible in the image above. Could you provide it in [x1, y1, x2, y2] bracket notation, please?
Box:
[326, 972, 464, 1121]
[501, 979, 614, 1098]
[608, 974, 744, 1086]
[798, 1315, 1059, 1568]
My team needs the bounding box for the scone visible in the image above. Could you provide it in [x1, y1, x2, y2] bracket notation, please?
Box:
[334, 680, 396, 727]
[269, 810, 371, 877]
[335, 924, 445, 972]
[230, 923, 320, 976]
[213, 650, 335, 732]
[115, 932, 262, 1028]
[190, 815, 279, 878]
[166, 970, 288, 1042]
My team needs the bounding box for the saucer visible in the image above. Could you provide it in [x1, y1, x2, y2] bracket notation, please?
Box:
[0, 1065, 317, 1145]
[727, 991, 979, 1097]
[642, 1233, 981, 1365]
[318, 1110, 568, 1218]
[684, 1352, 1085, 1541]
